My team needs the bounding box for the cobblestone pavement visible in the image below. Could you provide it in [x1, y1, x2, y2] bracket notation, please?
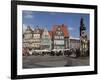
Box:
[23, 55, 89, 69]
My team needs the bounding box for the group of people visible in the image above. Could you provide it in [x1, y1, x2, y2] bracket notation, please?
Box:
[23, 48, 89, 57]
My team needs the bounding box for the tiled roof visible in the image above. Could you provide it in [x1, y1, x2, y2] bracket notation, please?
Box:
[52, 24, 69, 37]
[52, 25, 58, 33]
[61, 24, 69, 37]
[48, 31, 52, 38]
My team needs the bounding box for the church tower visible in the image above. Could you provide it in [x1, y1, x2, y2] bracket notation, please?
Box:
[80, 18, 88, 56]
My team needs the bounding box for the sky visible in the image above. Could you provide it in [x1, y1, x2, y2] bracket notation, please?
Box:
[22, 11, 90, 38]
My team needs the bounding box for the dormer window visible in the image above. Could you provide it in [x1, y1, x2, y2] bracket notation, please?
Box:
[58, 31, 61, 35]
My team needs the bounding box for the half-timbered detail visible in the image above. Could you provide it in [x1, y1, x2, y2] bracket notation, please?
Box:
[23, 26, 33, 48]
[23, 21, 89, 56]
[32, 27, 43, 50]
[52, 24, 69, 49]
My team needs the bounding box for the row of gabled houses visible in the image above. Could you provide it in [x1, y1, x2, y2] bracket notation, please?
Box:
[23, 18, 89, 56]
[23, 24, 80, 50]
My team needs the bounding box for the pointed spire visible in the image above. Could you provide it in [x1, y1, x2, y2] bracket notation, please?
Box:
[80, 17, 86, 30]
[27, 25, 32, 31]
[27, 25, 30, 29]
[80, 17, 83, 26]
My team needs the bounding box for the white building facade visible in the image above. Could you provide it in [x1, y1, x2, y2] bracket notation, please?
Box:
[41, 28, 52, 50]
[23, 26, 33, 49]
[69, 37, 80, 49]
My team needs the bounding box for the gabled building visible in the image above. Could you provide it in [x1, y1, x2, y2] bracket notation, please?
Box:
[41, 28, 52, 50]
[32, 27, 43, 49]
[23, 26, 33, 48]
[52, 24, 69, 49]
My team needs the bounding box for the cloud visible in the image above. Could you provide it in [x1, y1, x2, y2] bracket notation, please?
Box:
[68, 27, 74, 31]
[23, 11, 33, 14]
[23, 11, 34, 19]
[24, 14, 34, 19]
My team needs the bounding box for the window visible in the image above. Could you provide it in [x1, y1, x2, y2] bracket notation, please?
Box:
[57, 31, 63, 35]
[54, 40, 64, 45]
[34, 34, 40, 38]
[44, 35, 48, 38]
[58, 27, 60, 30]
[25, 34, 32, 39]
[56, 31, 60, 35]
[54, 36, 59, 39]
[60, 36, 64, 39]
